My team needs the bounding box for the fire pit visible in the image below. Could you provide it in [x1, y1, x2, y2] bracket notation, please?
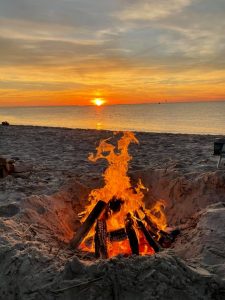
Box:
[71, 132, 179, 258]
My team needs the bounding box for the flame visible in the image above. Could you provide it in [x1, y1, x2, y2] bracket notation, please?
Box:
[79, 132, 167, 256]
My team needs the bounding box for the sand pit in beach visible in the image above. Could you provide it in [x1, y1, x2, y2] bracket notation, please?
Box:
[0, 125, 225, 299]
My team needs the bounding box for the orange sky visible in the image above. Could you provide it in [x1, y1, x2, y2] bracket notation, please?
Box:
[0, 0, 225, 106]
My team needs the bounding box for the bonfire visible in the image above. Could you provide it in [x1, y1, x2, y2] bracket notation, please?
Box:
[71, 132, 178, 258]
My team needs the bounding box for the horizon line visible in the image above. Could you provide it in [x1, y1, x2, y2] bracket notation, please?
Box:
[0, 99, 225, 109]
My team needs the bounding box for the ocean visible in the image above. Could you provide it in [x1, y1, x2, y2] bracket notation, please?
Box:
[0, 102, 224, 135]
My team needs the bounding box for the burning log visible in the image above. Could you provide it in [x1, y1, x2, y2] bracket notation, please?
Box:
[141, 207, 167, 237]
[83, 228, 127, 247]
[94, 219, 108, 258]
[109, 228, 127, 242]
[140, 206, 179, 247]
[109, 197, 124, 214]
[70, 200, 107, 249]
[134, 211, 161, 253]
[140, 207, 158, 235]
[125, 213, 139, 255]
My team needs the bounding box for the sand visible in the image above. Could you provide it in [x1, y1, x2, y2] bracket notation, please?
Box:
[0, 125, 225, 299]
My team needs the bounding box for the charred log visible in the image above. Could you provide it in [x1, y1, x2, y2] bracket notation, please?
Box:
[109, 228, 127, 242]
[83, 228, 127, 247]
[140, 207, 158, 234]
[94, 219, 108, 258]
[158, 229, 180, 248]
[109, 197, 124, 214]
[140, 206, 179, 246]
[70, 200, 107, 248]
[125, 213, 139, 255]
[134, 211, 161, 253]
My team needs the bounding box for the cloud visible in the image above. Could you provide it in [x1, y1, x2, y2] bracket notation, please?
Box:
[0, 0, 119, 32]
[0, 34, 129, 68]
[116, 0, 193, 21]
[0, 0, 225, 104]
[0, 80, 84, 91]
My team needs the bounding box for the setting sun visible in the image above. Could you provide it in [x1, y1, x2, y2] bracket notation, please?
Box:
[91, 98, 106, 106]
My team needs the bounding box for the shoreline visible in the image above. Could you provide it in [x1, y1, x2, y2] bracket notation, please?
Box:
[1, 123, 224, 137]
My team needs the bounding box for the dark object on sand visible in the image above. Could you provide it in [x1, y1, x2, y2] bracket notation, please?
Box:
[0, 157, 15, 178]
[2, 121, 9, 126]
[214, 138, 225, 168]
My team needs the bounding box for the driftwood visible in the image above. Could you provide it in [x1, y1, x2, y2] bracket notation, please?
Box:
[70, 200, 107, 248]
[94, 219, 108, 258]
[125, 213, 139, 255]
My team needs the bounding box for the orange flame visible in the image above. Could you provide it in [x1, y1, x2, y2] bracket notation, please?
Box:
[80, 132, 167, 256]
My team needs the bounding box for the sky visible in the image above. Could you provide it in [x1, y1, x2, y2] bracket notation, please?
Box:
[0, 0, 225, 106]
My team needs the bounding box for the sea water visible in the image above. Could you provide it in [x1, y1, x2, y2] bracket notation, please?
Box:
[0, 102, 224, 135]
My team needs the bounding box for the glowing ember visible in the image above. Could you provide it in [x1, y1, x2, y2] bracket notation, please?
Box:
[78, 132, 167, 257]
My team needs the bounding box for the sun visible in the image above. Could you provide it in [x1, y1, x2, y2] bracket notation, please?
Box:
[91, 98, 106, 106]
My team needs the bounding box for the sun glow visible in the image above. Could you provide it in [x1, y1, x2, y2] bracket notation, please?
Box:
[91, 98, 106, 106]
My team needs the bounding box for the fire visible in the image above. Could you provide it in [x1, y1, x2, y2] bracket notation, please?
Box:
[79, 132, 167, 257]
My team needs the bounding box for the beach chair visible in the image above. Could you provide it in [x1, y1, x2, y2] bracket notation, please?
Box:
[214, 138, 225, 169]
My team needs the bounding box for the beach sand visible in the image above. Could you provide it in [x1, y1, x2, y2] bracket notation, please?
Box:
[0, 125, 225, 299]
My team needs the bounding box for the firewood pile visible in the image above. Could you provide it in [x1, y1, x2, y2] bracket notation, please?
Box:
[71, 199, 179, 258]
